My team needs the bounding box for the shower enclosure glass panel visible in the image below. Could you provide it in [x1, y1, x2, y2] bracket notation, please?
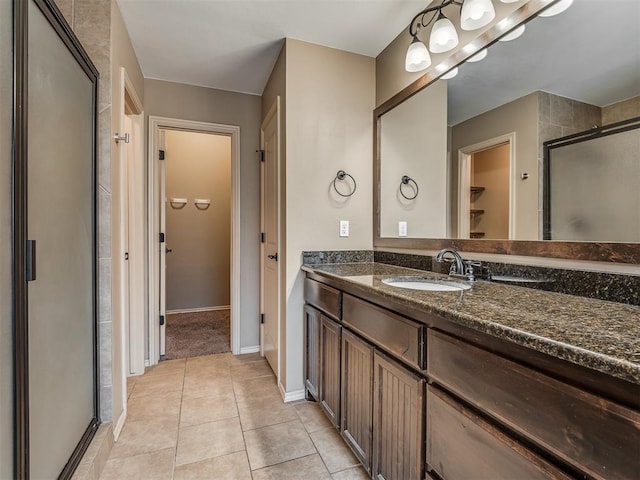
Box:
[0, 0, 13, 477]
[27, 1, 96, 477]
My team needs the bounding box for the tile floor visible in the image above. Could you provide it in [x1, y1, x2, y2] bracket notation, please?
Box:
[99, 352, 370, 479]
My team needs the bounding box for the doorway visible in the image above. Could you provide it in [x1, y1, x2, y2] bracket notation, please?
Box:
[458, 133, 516, 240]
[162, 130, 232, 360]
[148, 117, 241, 366]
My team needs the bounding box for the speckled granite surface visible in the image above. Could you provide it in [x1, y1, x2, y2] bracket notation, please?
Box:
[302, 262, 640, 384]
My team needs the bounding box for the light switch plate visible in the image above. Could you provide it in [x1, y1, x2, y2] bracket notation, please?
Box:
[340, 220, 349, 237]
[399, 221, 408, 237]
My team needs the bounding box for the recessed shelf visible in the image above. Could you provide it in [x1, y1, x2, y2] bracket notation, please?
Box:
[470, 209, 485, 216]
[470, 186, 485, 194]
[470, 231, 485, 238]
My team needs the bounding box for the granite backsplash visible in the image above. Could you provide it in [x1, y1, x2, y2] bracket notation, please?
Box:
[302, 250, 639, 306]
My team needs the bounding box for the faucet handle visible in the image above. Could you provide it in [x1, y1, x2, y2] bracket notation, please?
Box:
[463, 260, 482, 282]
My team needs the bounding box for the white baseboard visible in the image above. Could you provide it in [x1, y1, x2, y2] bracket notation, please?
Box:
[144, 359, 150, 367]
[279, 383, 306, 403]
[113, 410, 127, 441]
[167, 305, 230, 314]
[239, 345, 260, 354]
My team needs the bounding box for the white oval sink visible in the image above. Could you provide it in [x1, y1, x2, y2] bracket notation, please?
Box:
[381, 276, 470, 292]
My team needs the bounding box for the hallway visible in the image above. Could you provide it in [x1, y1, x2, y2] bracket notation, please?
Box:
[99, 353, 368, 479]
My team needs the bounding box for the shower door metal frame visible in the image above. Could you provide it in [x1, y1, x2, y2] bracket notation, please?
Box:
[12, 0, 100, 478]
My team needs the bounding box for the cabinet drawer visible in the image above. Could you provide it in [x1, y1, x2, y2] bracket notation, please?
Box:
[343, 294, 425, 370]
[427, 385, 572, 480]
[304, 278, 342, 320]
[428, 330, 640, 480]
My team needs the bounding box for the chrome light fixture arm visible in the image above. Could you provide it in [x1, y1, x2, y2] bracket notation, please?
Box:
[408, 0, 463, 38]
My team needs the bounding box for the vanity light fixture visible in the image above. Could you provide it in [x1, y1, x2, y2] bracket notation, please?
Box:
[405, 0, 495, 72]
[539, 0, 573, 17]
[499, 23, 526, 41]
[467, 48, 487, 62]
[441, 67, 459, 79]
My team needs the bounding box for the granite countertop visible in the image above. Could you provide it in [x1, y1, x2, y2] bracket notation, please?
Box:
[302, 262, 640, 385]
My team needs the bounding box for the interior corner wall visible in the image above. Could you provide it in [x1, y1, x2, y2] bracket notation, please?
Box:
[144, 79, 262, 350]
[451, 92, 539, 240]
[283, 39, 375, 394]
[0, 0, 13, 474]
[261, 43, 288, 389]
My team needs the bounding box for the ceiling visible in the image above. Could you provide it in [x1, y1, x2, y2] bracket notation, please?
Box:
[116, 0, 428, 95]
[447, 0, 640, 125]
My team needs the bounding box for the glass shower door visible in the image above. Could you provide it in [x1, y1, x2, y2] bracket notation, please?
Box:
[26, 0, 97, 477]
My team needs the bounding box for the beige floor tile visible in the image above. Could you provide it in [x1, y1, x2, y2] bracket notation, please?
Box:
[109, 416, 178, 459]
[252, 453, 332, 480]
[130, 372, 184, 398]
[175, 417, 245, 466]
[227, 352, 263, 364]
[331, 466, 370, 479]
[232, 375, 280, 402]
[70, 460, 94, 480]
[183, 374, 234, 399]
[311, 427, 359, 473]
[185, 361, 231, 377]
[230, 360, 274, 380]
[173, 451, 252, 480]
[99, 447, 174, 480]
[127, 390, 182, 422]
[180, 392, 238, 427]
[295, 401, 333, 433]
[237, 396, 298, 431]
[244, 419, 316, 470]
[145, 358, 186, 376]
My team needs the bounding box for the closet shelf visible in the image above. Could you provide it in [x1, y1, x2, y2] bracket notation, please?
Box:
[470, 186, 485, 194]
[470, 209, 485, 216]
[470, 231, 486, 239]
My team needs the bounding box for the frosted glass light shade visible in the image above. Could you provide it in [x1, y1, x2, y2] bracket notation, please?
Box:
[467, 48, 488, 62]
[499, 24, 525, 41]
[405, 38, 431, 72]
[539, 0, 574, 17]
[460, 0, 495, 30]
[429, 14, 459, 53]
[499, 0, 519, 3]
[441, 67, 458, 79]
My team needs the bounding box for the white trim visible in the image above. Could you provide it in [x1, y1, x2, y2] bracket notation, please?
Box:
[166, 306, 230, 314]
[113, 410, 127, 441]
[278, 383, 306, 403]
[148, 116, 242, 366]
[457, 132, 517, 239]
[239, 345, 260, 354]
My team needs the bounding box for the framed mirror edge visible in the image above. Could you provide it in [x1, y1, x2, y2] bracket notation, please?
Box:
[373, 0, 640, 265]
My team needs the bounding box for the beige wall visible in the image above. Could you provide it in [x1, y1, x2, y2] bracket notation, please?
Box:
[165, 130, 231, 310]
[471, 145, 510, 239]
[375, 0, 527, 106]
[261, 44, 288, 387]
[283, 39, 375, 394]
[380, 80, 448, 238]
[451, 92, 539, 240]
[602, 96, 640, 125]
[144, 79, 262, 350]
[0, 0, 12, 474]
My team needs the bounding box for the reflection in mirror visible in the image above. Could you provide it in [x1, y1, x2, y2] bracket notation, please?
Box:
[378, 0, 640, 243]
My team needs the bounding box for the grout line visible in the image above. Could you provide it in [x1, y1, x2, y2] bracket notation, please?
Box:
[171, 362, 186, 479]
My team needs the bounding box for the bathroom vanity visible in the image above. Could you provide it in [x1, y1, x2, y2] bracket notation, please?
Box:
[302, 262, 640, 480]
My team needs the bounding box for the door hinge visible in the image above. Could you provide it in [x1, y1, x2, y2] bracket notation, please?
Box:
[159, 232, 165, 243]
[257, 149, 265, 162]
[159, 149, 165, 160]
[160, 315, 165, 326]
[124, 252, 129, 261]
[260, 313, 265, 324]
[260, 232, 265, 243]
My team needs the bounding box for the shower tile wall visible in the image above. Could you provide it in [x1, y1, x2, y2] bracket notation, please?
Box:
[55, 0, 114, 421]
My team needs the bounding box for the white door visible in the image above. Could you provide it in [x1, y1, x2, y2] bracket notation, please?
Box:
[260, 99, 280, 374]
[159, 129, 167, 356]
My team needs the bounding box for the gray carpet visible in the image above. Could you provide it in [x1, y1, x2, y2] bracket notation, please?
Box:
[164, 309, 231, 360]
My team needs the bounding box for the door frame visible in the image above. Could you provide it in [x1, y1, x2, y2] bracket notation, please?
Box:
[259, 98, 281, 381]
[457, 132, 517, 239]
[147, 116, 241, 365]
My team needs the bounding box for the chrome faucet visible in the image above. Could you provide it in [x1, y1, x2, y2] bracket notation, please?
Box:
[435, 248, 481, 282]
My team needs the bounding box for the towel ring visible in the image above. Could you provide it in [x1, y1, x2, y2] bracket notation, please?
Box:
[333, 170, 357, 197]
[400, 175, 419, 200]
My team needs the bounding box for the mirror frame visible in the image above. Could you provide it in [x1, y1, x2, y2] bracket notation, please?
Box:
[373, 0, 640, 264]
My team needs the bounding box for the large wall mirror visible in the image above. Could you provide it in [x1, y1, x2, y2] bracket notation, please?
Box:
[375, 0, 640, 263]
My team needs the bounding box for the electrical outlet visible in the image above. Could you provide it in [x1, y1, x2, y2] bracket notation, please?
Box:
[398, 221, 408, 237]
[339, 220, 349, 237]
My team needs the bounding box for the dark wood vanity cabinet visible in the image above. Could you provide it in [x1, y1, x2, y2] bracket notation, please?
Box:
[341, 329, 374, 473]
[373, 351, 425, 480]
[303, 275, 640, 480]
[319, 315, 341, 427]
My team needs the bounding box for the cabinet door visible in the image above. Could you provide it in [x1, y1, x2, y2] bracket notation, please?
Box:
[320, 315, 342, 427]
[373, 351, 425, 480]
[341, 329, 374, 472]
[304, 305, 321, 401]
